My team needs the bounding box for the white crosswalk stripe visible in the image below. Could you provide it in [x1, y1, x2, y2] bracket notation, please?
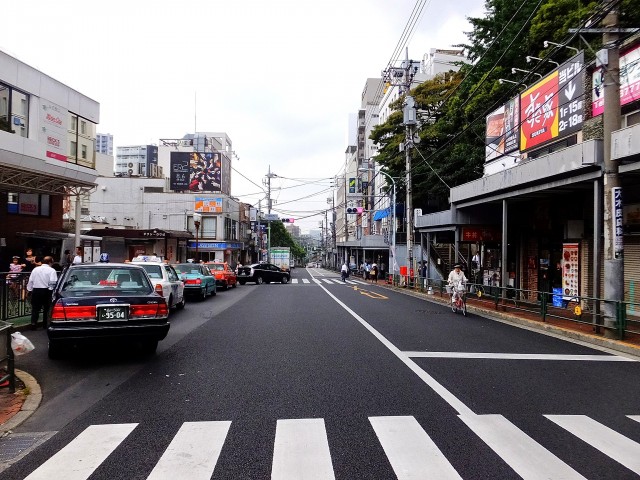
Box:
[370, 416, 462, 479]
[321, 279, 334, 284]
[25, 423, 138, 480]
[272, 418, 334, 479]
[546, 415, 640, 475]
[302, 278, 310, 283]
[147, 421, 231, 480]
[345, 280, 357, 284]
[460, 414, 587, 480]
[291, 279, 299, 284]
[24, 414, 640, 479]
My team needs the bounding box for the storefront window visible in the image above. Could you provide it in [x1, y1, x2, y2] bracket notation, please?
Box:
[0, 83, 29, 137]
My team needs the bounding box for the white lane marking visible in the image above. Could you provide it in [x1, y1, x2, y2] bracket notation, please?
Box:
[370, 416, 462, 479]
[318, 284, 473, 416]
[460, 415, 586, 480]
[25, 423, 138, 480]
[291, 279, 299, 284]
[271, 418, 335, 480]
[404, 352, 635, 361]
[313, 279, 322, 284]
[321, 279, 334, 284]
[546, 415, 640, 474]
[353, 280, 368, 285]
[345, 280, 357, 285]
[302, 279, 310, 284]
[147, 421, 230, 480]
[629, 416, 640, 424]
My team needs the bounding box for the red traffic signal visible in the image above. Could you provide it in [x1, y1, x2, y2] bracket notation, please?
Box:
[281, 218, 295, 223]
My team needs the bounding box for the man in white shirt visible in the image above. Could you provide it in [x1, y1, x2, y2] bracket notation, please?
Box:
[27, 256, 58, 329]
[72, 246, 83, 264]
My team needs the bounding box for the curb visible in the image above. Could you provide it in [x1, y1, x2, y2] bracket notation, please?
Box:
[382, 283, 640, 359]
[1, 370, 42, 436]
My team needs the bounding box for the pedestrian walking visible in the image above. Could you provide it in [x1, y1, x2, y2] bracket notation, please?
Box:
[73, 246, 83, 264]
[61, 249, 73, 268]
[341, 262, 349, 282]
[26, 256, 58, 329]
[364, 261, 371, 281]
[371, 263, 378, 282]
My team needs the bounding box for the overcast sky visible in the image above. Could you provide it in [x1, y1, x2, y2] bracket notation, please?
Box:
[3, 0, 484, 234]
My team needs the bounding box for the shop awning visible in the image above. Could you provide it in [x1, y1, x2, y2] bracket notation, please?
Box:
[373, 208, 390, 221]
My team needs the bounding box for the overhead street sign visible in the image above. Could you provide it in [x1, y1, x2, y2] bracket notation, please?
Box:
[263, 214, 279, 221]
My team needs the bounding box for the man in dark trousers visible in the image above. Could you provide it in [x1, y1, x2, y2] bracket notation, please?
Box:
[26, 256, 58, 329]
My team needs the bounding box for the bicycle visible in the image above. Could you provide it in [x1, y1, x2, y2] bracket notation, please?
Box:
[448, 280, 467, 316]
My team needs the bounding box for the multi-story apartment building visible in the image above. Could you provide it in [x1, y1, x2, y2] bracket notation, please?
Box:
[115, 144, 161, 177]
[95, 133, 113, 155]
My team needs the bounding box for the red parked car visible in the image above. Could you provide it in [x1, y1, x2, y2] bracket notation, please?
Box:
[206, 262, 238, 290]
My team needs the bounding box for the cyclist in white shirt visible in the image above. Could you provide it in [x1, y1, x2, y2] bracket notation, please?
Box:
[447, 264, 468, 303]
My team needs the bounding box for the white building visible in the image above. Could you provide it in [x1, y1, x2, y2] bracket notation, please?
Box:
[96, 133, 113, 155]
[115, 144, 161, 177]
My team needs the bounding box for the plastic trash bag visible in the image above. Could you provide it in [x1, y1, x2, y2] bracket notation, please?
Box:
[11, 332, 35, 355]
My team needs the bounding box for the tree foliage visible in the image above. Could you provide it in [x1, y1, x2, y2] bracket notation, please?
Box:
[370, 0, 617, 214]
[268, 220, 305, 259]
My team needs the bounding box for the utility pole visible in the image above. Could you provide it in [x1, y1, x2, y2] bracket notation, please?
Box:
[402, 48, 418, 284]
[601, 1, 623, 337]
[265, 166, 277, 262]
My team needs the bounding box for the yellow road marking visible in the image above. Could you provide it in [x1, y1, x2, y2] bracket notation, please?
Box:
[352, 286, 388, 299]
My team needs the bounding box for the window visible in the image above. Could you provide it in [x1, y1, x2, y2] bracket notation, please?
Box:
[231, 220, 238, 240]
[10, 89, 28, 137]
[81, 144, 87, 159]
[224, 217, 232, 239]
[70, 141, 77, 158]
[80, 120, 86, 135]
[70, 116, 77, 132]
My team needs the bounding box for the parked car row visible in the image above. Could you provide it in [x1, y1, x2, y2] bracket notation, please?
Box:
[46, 259, 289, 358]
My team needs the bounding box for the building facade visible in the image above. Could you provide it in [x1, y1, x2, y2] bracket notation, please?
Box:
[0, 49, 100, 264]
[96, 133, 113, 155]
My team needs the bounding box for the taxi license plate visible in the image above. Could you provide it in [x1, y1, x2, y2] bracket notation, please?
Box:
[98, 306, 128, 320]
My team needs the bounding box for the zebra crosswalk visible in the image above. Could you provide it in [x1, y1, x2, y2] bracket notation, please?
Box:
[23, 413, 640, 479]
[290, 278, 370, 285]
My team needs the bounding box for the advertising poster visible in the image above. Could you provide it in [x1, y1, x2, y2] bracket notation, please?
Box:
[39, 99, 68, 162]
[503, 96, 520, 153]
[485, 105, 505, 161]
[593, 44, 640, 116]
[520, 52, 584, 151]
[189, 152, 222, 192]
[18, 193, 39, 215]
[169, 152, 190, 190]
[195, 197, 223, 213]
[561, 243, 579, 300]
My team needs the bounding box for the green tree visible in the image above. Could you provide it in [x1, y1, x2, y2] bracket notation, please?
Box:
[268, 220, 305, 259]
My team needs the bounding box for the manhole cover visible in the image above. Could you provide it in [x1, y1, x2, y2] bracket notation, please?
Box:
[0, 432, 53, 464]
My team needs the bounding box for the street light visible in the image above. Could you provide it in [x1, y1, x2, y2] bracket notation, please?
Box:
[193, 212, 202, 262]
[526, 55, 560, 67]
[359, 167, 397, 277]
[511, 67, 543, 79]
[543, 40, 579, 54]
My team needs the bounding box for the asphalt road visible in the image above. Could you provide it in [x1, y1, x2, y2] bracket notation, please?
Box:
[3, 268, 640, 479]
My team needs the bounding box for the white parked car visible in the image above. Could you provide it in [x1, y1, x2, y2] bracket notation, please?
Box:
[131, 257, 186, 312]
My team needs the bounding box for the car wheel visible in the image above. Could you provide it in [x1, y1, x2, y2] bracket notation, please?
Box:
[200, 287, 207, 301]
[281, 275, 289, 284]
[223, 281, 229, 291]
[168, 295, 174, 310]
[48, 340, 64, 360]
[176, 295, 186, 309]
[232, 281, 237, 288]
[211, 285, 217, 296]
[256, 276, 263, 285]
[239, 280, 246, 285]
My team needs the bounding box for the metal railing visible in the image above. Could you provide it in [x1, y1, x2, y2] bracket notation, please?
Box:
[0, 320, 15, 393]
[0, 272, 32, 322]
[389, 273, 639, 341]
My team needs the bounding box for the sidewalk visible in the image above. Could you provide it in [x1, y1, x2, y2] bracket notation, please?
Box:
[0, 370, 41, 436]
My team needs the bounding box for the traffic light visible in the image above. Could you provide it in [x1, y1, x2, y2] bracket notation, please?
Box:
[281, 218, 295, 223]
[346, 207, 363, 215]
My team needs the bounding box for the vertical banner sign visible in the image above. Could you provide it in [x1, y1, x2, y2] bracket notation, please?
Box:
[39, 99, 69, 161]
[613, 187, 624, 258]
[348, 178, 356, 194]
[561, 243, 579, 300]
[520, 52, 584, 151]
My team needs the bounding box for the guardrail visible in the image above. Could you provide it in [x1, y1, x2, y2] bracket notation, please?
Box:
[0, 320, 15, 393]
[389, 273, 639, 341]
[0, 272, 32, 322]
